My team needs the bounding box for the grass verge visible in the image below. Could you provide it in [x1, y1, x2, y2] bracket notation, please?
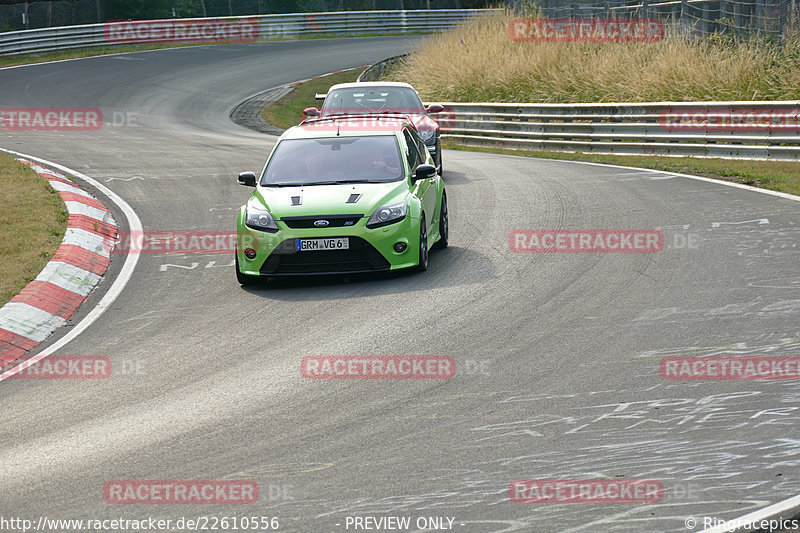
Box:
[261, 67, 365, 130]
[443, 140, 800, 196]
[0, 155, 68, 307]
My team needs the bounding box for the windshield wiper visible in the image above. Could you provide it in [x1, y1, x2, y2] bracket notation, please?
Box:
[303, 179, 370, 185]
[266, 179, 387, 187]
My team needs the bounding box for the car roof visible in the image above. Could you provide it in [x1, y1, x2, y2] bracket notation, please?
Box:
[327, 81, 416, 91]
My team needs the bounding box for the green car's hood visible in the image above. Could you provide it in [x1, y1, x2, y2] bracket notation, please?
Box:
[255, 181, 408, 219]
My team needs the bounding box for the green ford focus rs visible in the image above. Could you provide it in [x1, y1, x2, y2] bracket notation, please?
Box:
[235, 114, 448, 285]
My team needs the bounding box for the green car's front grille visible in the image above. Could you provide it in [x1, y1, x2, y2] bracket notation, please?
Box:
[280, 214, 363, 229]
[260, 237, 391, 275]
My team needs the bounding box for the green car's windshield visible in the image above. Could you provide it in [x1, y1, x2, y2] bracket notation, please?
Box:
[261, 135, 404, 187]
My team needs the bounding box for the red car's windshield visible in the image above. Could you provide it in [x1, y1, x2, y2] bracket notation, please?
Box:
[321, 87, 425, 116]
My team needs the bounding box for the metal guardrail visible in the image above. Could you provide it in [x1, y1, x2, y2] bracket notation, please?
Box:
[357, 53, 409, 82]
[436, 101, 800, 160]
[0, 9, 497, 56]
[351, 54, 800, 161]
[532, 0, 797, 39]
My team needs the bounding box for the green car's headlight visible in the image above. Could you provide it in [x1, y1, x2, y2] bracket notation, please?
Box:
[367, 201, 407, 229]
[245, 199, 278, 232]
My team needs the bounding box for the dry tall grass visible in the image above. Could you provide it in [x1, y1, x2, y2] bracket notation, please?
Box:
[388, 11, 800, 103]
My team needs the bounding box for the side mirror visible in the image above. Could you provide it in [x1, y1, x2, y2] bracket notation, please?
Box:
[426, 104, 444, 114]
[238, 171, 256, 187]
[303, 107, 320, 118]
[413, 164, 436, 182]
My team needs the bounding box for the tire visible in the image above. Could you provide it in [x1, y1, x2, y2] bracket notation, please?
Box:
[416, 216, 429, 272]
[235, 254, 259, 286]
[433, 191, 448, 250]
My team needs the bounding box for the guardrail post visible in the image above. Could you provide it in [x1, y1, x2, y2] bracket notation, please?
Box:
[680, 0, 689, 34]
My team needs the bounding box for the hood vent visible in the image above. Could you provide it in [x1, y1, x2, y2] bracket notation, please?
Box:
[291, 195, 302, 206]
[346, 193, 362, 204]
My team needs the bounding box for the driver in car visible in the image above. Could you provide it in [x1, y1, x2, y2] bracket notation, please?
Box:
[371, 144, 401, 177]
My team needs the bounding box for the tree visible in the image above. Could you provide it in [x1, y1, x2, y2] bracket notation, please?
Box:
[101, 0, 172, 20]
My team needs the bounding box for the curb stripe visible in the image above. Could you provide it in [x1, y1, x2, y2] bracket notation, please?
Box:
[34, 262, 101, 297]
[0, 329, 38, 363]
[58, 191, 111, 211]
[18, 161, 73, 183]
[0, 303, 67, 343]
[11, 280, 86, 319]
[49, 180, 93, 198]
[62, 227, 115, 258]
[67, 214, 118, 239]
[44, 174, 75, 186]
[52, 245, 112, 276]
[64, 201, 113, 221]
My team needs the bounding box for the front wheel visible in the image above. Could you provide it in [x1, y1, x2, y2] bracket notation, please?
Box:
[417, 216, 429, 272]
[433, 191, 448, 249]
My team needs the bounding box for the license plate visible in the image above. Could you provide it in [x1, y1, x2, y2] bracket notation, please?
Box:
[296, 238, 349, 251]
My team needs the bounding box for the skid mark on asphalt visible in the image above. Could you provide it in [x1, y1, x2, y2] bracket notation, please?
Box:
[227, 380, 800, 531]
[733, 227, 800, 257]
[748, 277, 800, 289]
[637, 336, 800, 358]
[633, 299, 800, 322]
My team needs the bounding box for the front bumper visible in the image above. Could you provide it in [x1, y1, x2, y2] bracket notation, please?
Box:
[236, 210, 420, 277]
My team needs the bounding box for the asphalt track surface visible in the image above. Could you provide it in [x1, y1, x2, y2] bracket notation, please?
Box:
[1, 36, 799, 533]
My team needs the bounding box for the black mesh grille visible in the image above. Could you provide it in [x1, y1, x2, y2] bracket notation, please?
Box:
[281, 214, 363, 229]
[261, 237, 390, 275]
